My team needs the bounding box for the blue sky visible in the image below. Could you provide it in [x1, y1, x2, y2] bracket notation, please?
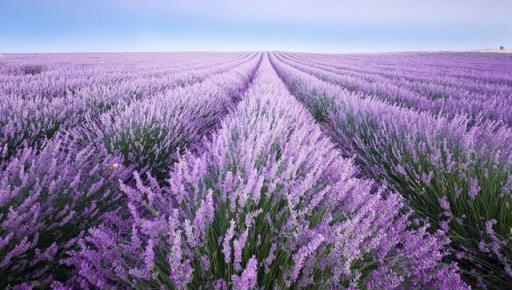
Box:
[0, 0, 510, 53]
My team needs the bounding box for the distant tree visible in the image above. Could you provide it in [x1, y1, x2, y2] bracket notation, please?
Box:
[500, 46, 505, 50]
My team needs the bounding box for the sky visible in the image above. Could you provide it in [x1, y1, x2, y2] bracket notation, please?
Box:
[0, 0, 511, 53]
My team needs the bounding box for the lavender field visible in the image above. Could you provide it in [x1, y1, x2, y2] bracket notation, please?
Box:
[1, 51, 512, 289]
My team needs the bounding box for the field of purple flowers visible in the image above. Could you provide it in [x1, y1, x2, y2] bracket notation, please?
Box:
[1, 51, 511, 289]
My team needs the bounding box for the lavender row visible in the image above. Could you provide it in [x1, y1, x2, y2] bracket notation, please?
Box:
[271, 53, 512, 289]
[291, 52, 512, 87]
[81, 53, 262, 180]
[0, 135, 133, 288]
[281, 52, 512, 105]
[292, 54, 512, 102]
[0, 54, 259, 164]
[0, 53, 253, 99]
[0, 54, 261, 288]
[276, 53, 512, 126]
[67, 56, 466, 289]
[273, 53, 512, 163]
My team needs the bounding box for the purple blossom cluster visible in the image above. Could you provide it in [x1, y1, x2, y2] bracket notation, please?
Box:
[0, 52, 260, 288]
[0, 53, 257, 163]
[67, 56, 466, 289]
[0, 134, 132, 287]
[271, 52, 512, 289]
[3, 51, 507, 288]
[80, 54, 261, 179]
[277, 52, 512, 126]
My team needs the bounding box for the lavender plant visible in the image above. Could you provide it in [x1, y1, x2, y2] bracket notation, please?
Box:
[277, 52, 512, 126]
[0, 53, 258, 163]
[0, 134, 132, 288]
[2, 51, 503, 289]
[272, 54, 512, 289]
[70, 57, 466, 289]
[82, 56, 260, 180]
[0, 95, 88, 162]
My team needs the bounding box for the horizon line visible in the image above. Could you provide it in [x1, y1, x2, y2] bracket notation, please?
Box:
[1, 48, 510, 55]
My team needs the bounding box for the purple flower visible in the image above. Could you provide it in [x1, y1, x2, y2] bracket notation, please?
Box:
[223, 220, 236, 265]
[55, 53, 471, 290]
[233, 229, 249, 271]
[232, 256, 258, 290]
[438, 196, 450, 211]
[485, 219, 497, 236]
[468, 178, 481, 199]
